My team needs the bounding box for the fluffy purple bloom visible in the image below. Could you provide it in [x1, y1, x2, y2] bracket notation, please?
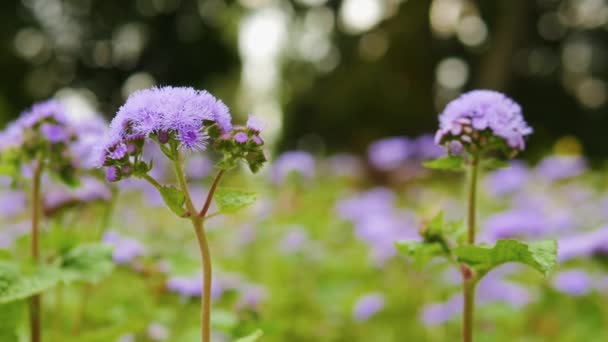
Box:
[234, 132, 248, 144]
[103, 231, 145, 264]
[247, 115, 265, 133]
[178, 129, 208, 151]
[98, 86, 232, 164]
[552, 270, 592, 296]
[108, 143, 128, 160]
[535, 156, 586, 181]
[0, 100, 71, 152]
[271, 151, 316, 184]
[105, 166, 120, 182]
[435, 90, 532, 152]
[353, 293, 385, 321]
[367, 137, 410, 171]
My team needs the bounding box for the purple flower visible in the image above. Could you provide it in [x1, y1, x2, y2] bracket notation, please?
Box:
[435, 90, 532, 153]
[558, 226, 608, 262]
[411, 134, 445, 160]
[353, 293, 385, 321]
[166, 274, 223, 299]
[40, 123, 68, 143]
[367, 137, 410, 171]
[552, 270, 592, 296]
[98, 86, 232, 164]
[147, 323, 169, 341]
[102, 231, 145, 264]
[105, 166, 120, 182]
[234, 132, 248, 144]
[108, 143, 128, 160]
[178, 129, 208, 151]
[270, 151, 316, 184]
[279, 226, 309, 254]
[484, 161, 529, 196]
[535, 155, 586, 181]
[237, 285, 268, 310]
[0, 190, 26, 217]
[252, 135, 263, 145]
[247, 115, 265, 133]
[448, 140, 463, 155]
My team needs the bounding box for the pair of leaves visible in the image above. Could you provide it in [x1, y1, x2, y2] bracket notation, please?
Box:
[0, 243, 114, 304]
[158, 186, 257, 217]
[396, 239, 557, 280]
[453, 239, 557, 277]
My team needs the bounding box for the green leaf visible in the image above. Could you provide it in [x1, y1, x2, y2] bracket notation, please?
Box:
[235, 329, 264, 342]
[453, 239, 557, 277]
[214, 188, 257, 214]
[395, 240, 447, 266]
[0, 301, 25, 342]
[483, 158, 510, 170]
[159, 186, 186, 217]
[0, 262, 61, 304]
[60, 243, 115, 284]
[423, 156, 463, 171]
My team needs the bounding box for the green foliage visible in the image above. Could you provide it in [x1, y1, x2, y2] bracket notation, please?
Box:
[235, 329, 264, 342]
[453, 240, 558, 278]
[60, 243, 115, 284]
[0, 301, 24, 342]
[214, 188, 257, 214]
[423, 156, 463, 171]
[0, 261, 61, 304]
[159, 185, 187, 217]
[482, 158, 510, 170]
[395, 240, 446, 266]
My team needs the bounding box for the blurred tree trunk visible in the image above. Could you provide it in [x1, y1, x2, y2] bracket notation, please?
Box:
[475, 0, 531, 90]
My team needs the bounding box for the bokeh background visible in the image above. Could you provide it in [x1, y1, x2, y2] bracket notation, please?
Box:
[1, 0, 608, 159]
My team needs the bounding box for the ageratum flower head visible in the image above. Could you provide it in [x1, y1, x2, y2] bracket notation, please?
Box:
[98, 86, 267, 182]
[0, 100, 79, 185]
[435, 90, 532, 157]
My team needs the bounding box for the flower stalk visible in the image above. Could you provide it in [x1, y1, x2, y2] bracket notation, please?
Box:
[30, 158, 44, 342]
[462, 154, 479, 342]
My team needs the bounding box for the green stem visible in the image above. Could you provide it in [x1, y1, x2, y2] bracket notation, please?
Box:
[173, 152, 213, 342]
[199, 170, 224, 218]
[31, 159, 44, 342]
[463, 154, 479, 342]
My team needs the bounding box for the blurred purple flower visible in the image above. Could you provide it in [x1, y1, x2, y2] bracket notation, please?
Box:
[336, 187, 396, 222]
[326, 154, 364, 179]
[103, 231, 145, 265]
[353, 293, 385, 321]
[166, 274, 223, 299]
[237, 285, 268, 311]
[185, 155, 213, 180]
[147, 323, 170, 341]
[0, 190, 26, 217]
[484, 161, 530, 196]
[270, 151, 315, 184]
[552, 270, 592, 296]
[279, 226, 309, 254]
[367, 137, 410, 171]
[411, 134, 445, 160]
[535, 156, 586, 181]
[558, 226, 608, 262]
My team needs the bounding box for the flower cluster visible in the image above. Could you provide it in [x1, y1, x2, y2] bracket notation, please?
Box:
[0, 100, 79, 185]
[97, 86, 266, 182]
[434, 90, 532, 157]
